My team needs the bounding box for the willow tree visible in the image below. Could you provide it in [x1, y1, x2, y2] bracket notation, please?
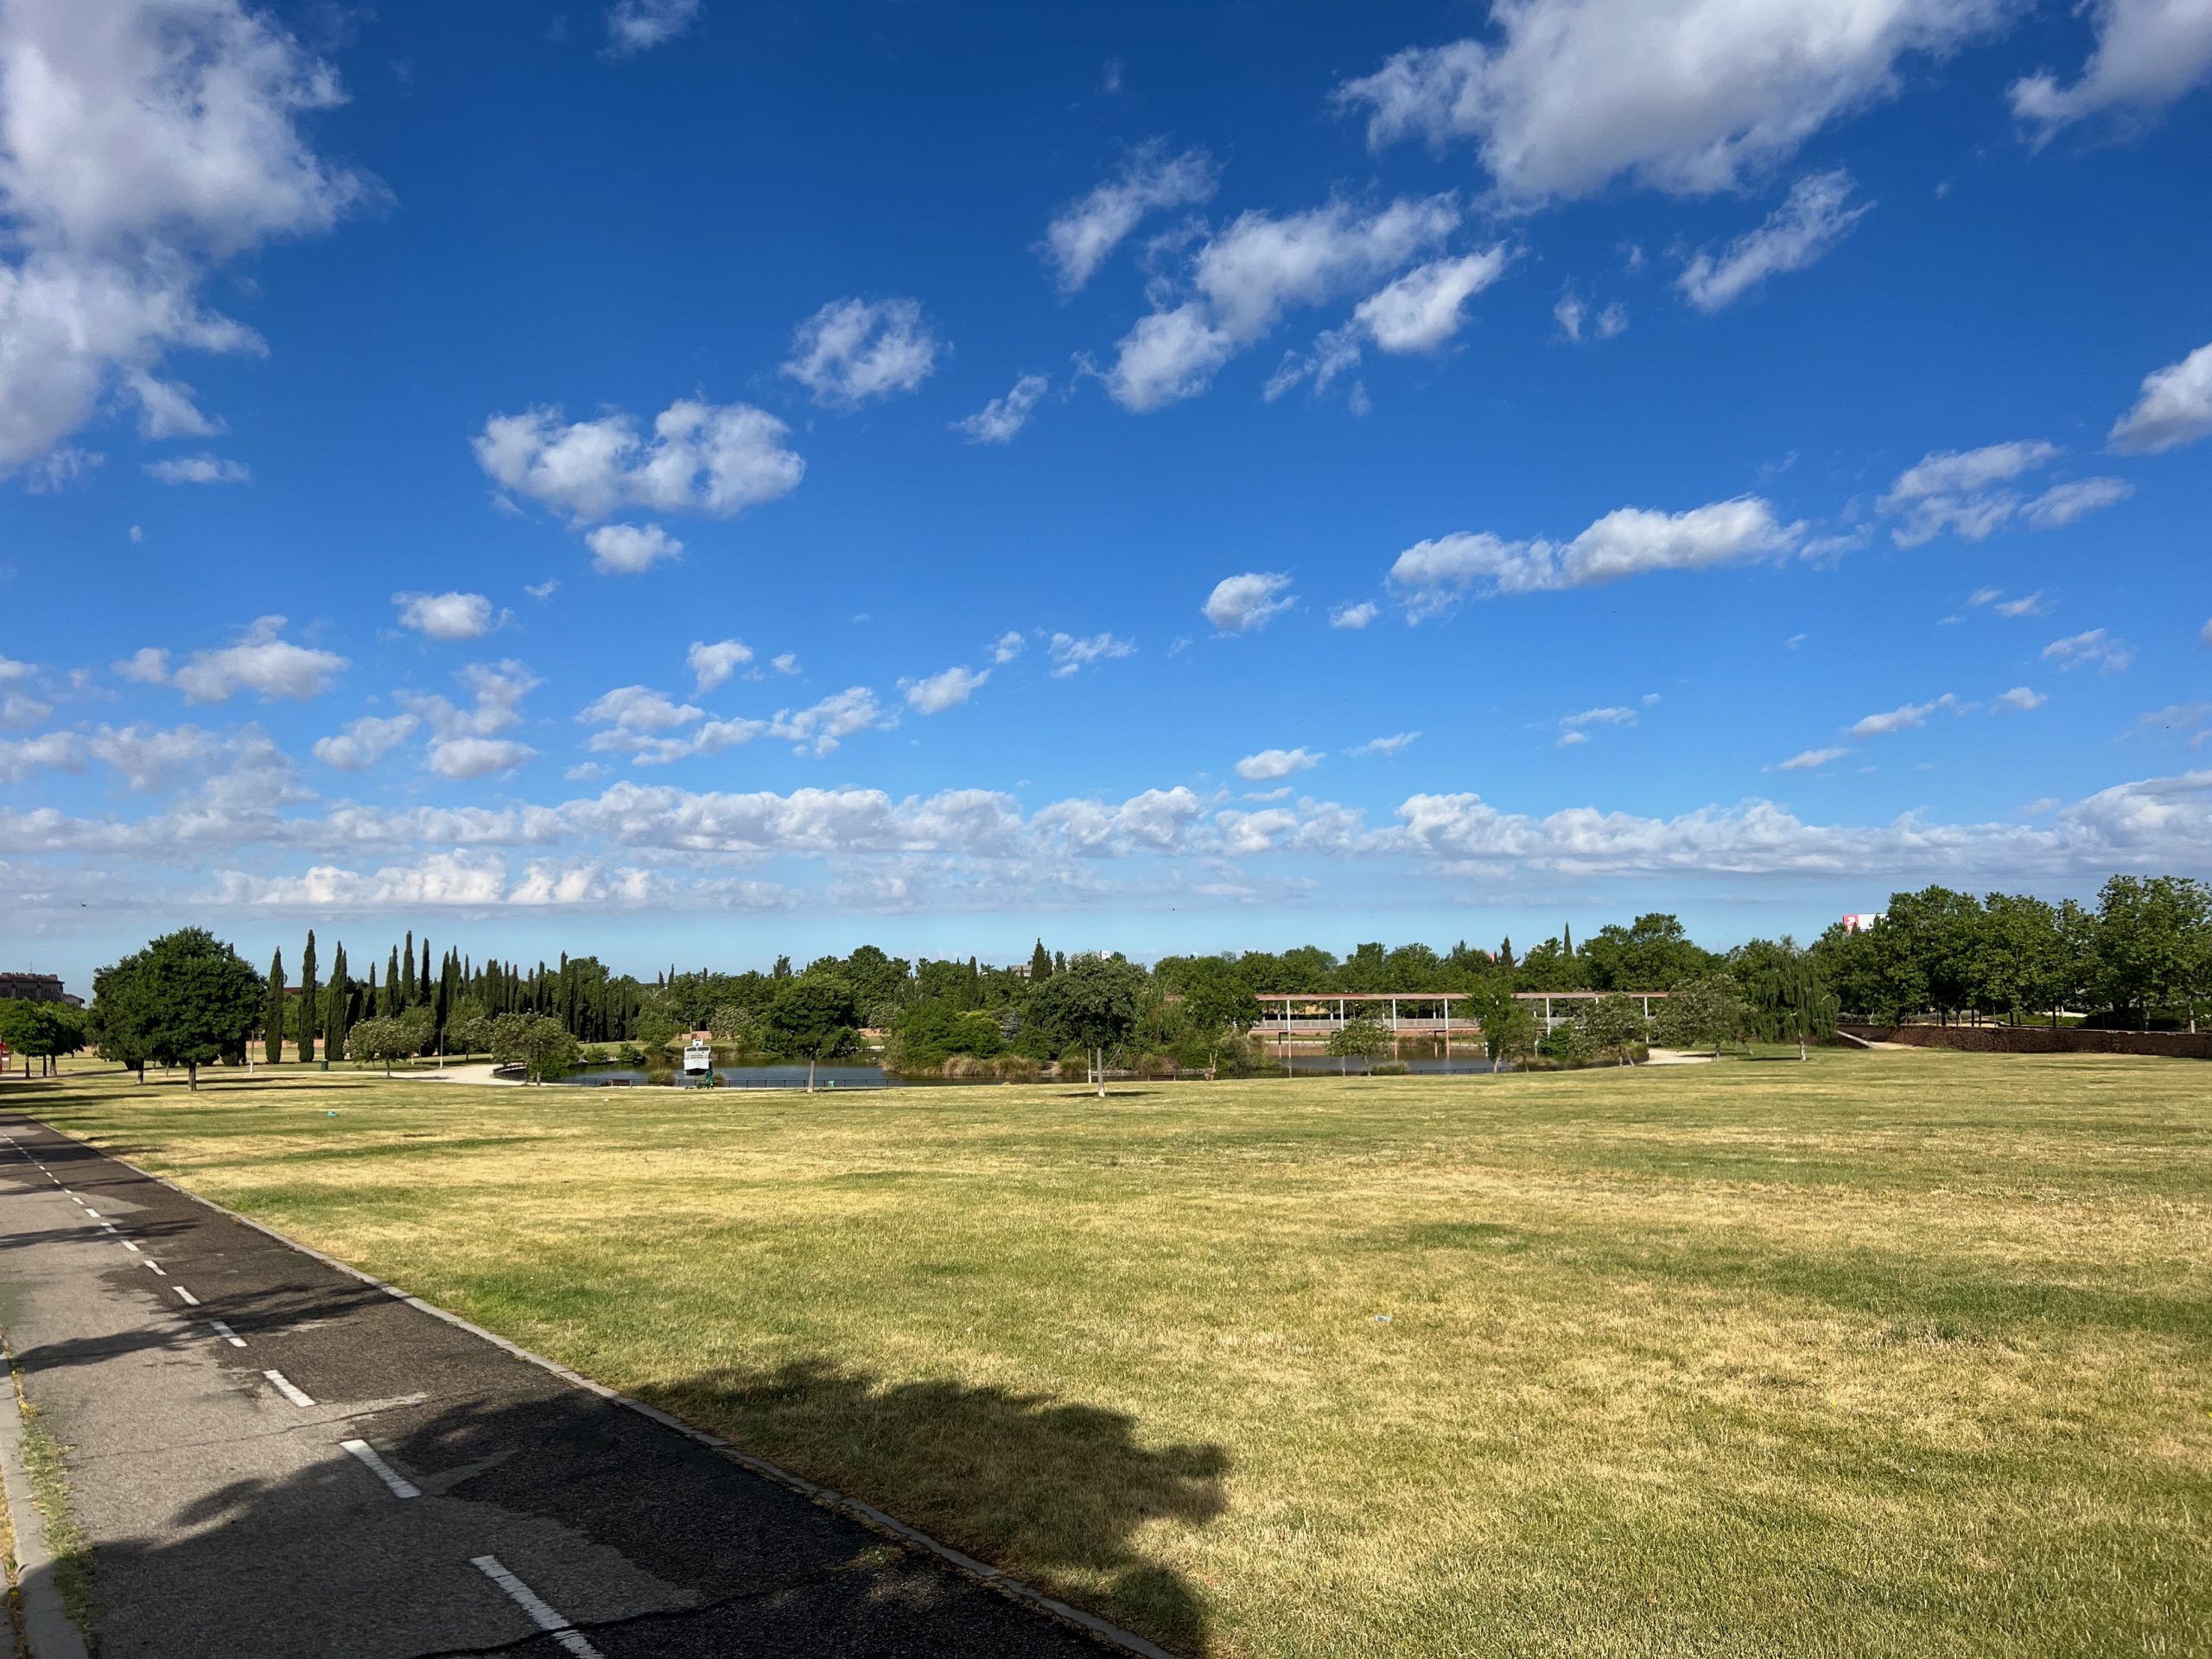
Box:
[1745, 948, 1838, 1060]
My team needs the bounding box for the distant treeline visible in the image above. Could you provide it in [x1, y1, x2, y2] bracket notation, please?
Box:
[52, 873, 2208, 1077]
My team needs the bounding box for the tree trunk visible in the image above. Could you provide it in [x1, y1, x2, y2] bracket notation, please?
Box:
[187, 1059, 198, 1092]
[1095, 1046, 1105, 1099]
[808, 1054, 817, 1094]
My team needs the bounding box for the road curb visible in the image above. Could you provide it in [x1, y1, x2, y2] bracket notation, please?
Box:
[10, 1118, 1185, 1659]
[0, 1351, 90, 1659]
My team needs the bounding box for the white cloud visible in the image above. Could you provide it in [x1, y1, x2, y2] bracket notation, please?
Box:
[168, 616, 346, 703]
[1330, 601, 1378, 630]
[781, 297, 942, 408]
[1881, 438, 2063, 546]
[901, 665, 988, 714]
[144, 454, 250, 485]
[1390, 496, 1802, 617]
[1677, 170, 1871, 311]
[404, 659, 540, 778]
[2009, 0, 2212, 134]
[1560, 706, 1642, 741]
[1335, 1, 2009, 202]
[1997, 686, 2047, 711]
[112, 646, 168, 684]
[1203, 571, 1296, 633]
[688, 638, 752, 694]
[1777, 746, 1848, 770]
[1350, 731, 1420, 757]
[474, 398, 804, 522]
[604, 0, 702, 57]
[1555, 730, 1590, 747]
[2109, 340, 2212, 454]
[955, 373, 1049, 444]
[0, 0, 366, 475]
[1108, 195, 1459, 410]
[87, 721, 219, 790]
[586, 523, 683, 575]
[770, 687, 893, 756]
[394, 591, 496, 641]
[575, 683, 762, 766]
[1048, 632, 1137, 677]
[2023, 475, 2133, 529]
[1852, 693, 1958, 737]
[0, 729, 84, 782]
[991, 632, 1026, 664]
[2044, 628, 2136, 672]
[579, 684, 702, 734]
[771, 652, 799, 676]
[1352, 249, 1510, 352]
[1236, 747, 1324, 781]
[1039, 142, 1217, 293]
[1554, 289, 1625, 342]
[525, 579, 560, 601]
[312, 714, 418, 771]
[1968, 587, 2050, 618]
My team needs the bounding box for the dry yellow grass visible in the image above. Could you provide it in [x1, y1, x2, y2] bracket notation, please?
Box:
[19, 1048, 2210, 1657]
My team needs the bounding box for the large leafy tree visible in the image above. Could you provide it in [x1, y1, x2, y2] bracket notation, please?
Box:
[1567, 994, 1649, 1066]
[1969, 893, 2068, 1024]
[1654, 974, 1749, 1055]
[2094, 874, 2211, 1029]
[491, 1011, 580, 1084]
[1173, 956, 1262, 1075]
[0, 1000, 86, 1077]
[1027, 953, 1145, 1097]
[1325, 1016, 1394, 1075]
[766, 974, 860, 1092]
[347, 1016, 416, 1076]
[92, 929, 264, 1090]
[1739, 943, 1836, 1059]
[1583, 913, 1714, 991]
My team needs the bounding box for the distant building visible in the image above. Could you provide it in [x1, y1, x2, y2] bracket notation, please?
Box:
[0, 972, 78, 1007]
[1839, 913, 1885, 933]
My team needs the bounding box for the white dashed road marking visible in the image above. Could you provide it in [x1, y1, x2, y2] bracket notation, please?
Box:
[340, 1439, 421, 1500]
[172, 1286, 200, 1306]
[207, 1320, 246, 1349]
[470, 1556, 604, 1658]
[121, 1241, 140, 1252]
[263, 1370, 315, 1408]
[141, 1260, 166, 1276]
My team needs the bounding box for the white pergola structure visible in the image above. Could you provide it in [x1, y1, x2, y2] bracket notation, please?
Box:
[1251, 990, 1665, 1044]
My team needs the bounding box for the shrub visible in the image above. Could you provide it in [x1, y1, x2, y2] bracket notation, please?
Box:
[1370, 1062, 1410, 1077]
[992, 1054, 1040, 1082]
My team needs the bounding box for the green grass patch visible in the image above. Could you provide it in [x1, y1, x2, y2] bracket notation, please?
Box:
[22, 1051, 2212, 1658]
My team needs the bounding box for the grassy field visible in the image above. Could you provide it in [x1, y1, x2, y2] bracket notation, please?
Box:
[10, 1052, 2208, 1657]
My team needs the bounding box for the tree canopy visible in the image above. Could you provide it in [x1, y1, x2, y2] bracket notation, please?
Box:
[92, 928, 263, 1089]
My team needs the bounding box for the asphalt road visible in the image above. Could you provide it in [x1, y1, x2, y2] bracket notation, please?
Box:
[0, 1113, 1141, 1658]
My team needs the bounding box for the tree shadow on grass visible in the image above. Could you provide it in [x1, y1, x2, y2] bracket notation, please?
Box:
[645, 1358, 1230, 1653]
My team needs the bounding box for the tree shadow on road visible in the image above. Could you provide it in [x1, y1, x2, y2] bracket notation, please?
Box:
[645, 1358, 1229, 1653]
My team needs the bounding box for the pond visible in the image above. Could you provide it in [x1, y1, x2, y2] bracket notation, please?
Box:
[1283, 1055, 1500, 1075]
[557, 1062, 917, 1089]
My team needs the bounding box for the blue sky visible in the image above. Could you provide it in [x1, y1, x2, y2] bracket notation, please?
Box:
[4, 0, 2210, 990]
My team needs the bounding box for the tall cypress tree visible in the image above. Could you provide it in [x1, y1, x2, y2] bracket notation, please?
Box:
[365, 962, 379, 1025]
[264, 948, 285, 1065]
[401, 931, 416, 1005]
[325, 944, 348, 1064]
[1029, 938, 1052, 981]
[296, 931, 319, 1064]
[421, 938, 432, 1006]
[385, 946, 401, 1014]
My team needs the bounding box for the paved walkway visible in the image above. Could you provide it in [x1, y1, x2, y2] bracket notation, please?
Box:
[0, 1116, 1131, 1658]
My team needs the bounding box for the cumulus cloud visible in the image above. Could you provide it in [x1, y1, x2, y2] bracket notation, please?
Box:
[312, 714, 418, 771]
[1777, 746, 1848, 770]
[1351, 731, 1420, 757]
[1677, 169, 1871, 311]
[112, 646, 169, 684]
[1268, 245, 1511, 400]
[1039, 142, 1217, 293]
[2109, 340, 2212, 454]
[1554, 289, 1628, 342]
[1389, 496, 1802, 618]
[162, 616, 346, 704]
[0, 0, 366, 476]
[474, 398, 804, 523]
[2044, 628, 2135, 672]
[1997, 686, 2048, 711]
[1108, 195, 1460, 410]
[1330, 601, 1378, 630]
[144, 454, 251, 485]
[770, 687, 893, 756]
[1236, 747, 1323, 781]
[2009, 0, 2212, 135]
[781, 297, 942, 408]
[901, 665, 988, 714]
[1558, 706, 1642, 745]
[955, 373, 1049, 443]
[1878, 439, 2096, 546]
[991, 632, 1026, 664]
[573, 682, 762, 766]
[0, 730, 84, 783]
[688, 638, 751, 694]
[585, 523, 683, 575]
[394, 591, 496, 640]
[404, 659, 540, 778]
[1048, 632, 1137, 677]
[1334, 1, 2010, 202]
[1852, 693, 1959, 737]
[1203, 571, 1296, 633]
[604, 0, 702, 57]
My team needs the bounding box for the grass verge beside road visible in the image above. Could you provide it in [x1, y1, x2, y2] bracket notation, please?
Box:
[16, 1052, 2210, 1657]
